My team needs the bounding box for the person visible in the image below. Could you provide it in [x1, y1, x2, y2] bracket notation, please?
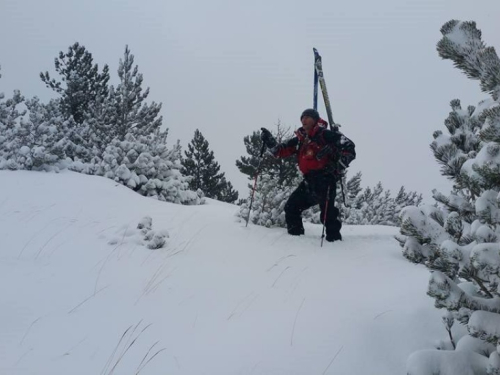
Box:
[260, 108, 356, 242]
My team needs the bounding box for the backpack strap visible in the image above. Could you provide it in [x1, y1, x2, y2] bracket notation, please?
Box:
[310, 126, 327, 147]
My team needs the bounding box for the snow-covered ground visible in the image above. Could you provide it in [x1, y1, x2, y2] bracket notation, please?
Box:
[0, 171, 442, 375]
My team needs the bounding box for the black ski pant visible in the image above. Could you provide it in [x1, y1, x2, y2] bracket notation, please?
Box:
[284, 173, 341, 237]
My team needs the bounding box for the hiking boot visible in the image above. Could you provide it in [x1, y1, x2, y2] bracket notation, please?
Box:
[288, 227, 305, 236]
[325, 232, 342, 242]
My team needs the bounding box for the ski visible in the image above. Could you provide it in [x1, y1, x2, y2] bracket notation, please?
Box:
[313, 48, 338, 131]
[313, 54, 319, 111]
[313, 48, 349, 211]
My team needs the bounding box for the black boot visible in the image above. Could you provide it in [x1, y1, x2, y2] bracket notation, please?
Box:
[325, 232, 342, 242]
[287, 226, 305, 236]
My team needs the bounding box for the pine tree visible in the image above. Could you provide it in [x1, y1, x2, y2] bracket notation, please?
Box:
[236, 121, 299, 187]
[76, 45, 164, 156]
[0, 66, 25, 128]
[236, 122, 300, 226]
[216, 177, 239, 204]
[0, 66, 26, 170]
[109, 46, 162, 140]
[236, 130, 266, 182]
[401, 20, 500, 375]
[40, 42, 110, 124]
[393, 186, 423, 225]
[14, 97, 68, 170]
[95, 130, 200, 204]
[182, 129, 237, 202]
[337, 172, 362, 221]
[346, 171, 363, 200]
[356, 182, 394, 225]
[394, 186, 423, 209]
[335, 179, 420, 226]
[237, 172, 298, 227]
[340, 172, 364, 225]
[0, 66, 94, 171]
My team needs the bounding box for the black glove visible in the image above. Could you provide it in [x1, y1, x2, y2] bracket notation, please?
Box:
[260, 128, 277, 149]
[340, 152, 354, 168]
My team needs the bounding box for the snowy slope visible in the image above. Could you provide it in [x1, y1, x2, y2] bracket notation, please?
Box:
[0, 171, 442, 375]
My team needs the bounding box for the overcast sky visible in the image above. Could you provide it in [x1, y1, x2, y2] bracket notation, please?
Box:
[2, 0, 500, 200]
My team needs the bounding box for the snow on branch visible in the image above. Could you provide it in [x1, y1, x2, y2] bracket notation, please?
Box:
[438, 20, 500, 100]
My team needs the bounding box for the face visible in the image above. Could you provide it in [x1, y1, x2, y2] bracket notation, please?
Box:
[301, 116, 316, 132]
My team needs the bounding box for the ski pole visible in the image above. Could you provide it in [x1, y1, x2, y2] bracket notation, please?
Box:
[320, 184, 332, 247]
[340, 174, 349, 208]
[245, 143, 266, 227]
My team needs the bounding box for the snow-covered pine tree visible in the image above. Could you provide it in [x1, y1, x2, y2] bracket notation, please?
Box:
[40, 42, 110, 124]
[84, 94, 115, 155]
[343, 182, 393, 225]
[26, 97, 99, 170]
[143, 137, 201, 205]
[96, 130, 200, 204]
[240, 172, 297, 227]
[181, 129, 237, 203]
[336, 172, 364, 223]
[394, 186, 423, 224]
[334, 178, 421, 226]
[346, 171, 363, 201]
[38, 43, 113, 161]
[236, 122, 300, 226]
[13, 97, 68, 170]
[400, 97, 484, 266]
[400, 20, 500, 375]
[0, 66, 26, 170]
[236, 121, 299, 188]
[378, 186, 425, 227]
[0, 66, 95, 171]
[57, 45, 199, 204]
[356, 182, 393, 225]
[108, 46, 162, 140]
[340, 172, 364, 225]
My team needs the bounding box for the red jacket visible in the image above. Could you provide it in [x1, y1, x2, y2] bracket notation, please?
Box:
[273, 124, 355, 175]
